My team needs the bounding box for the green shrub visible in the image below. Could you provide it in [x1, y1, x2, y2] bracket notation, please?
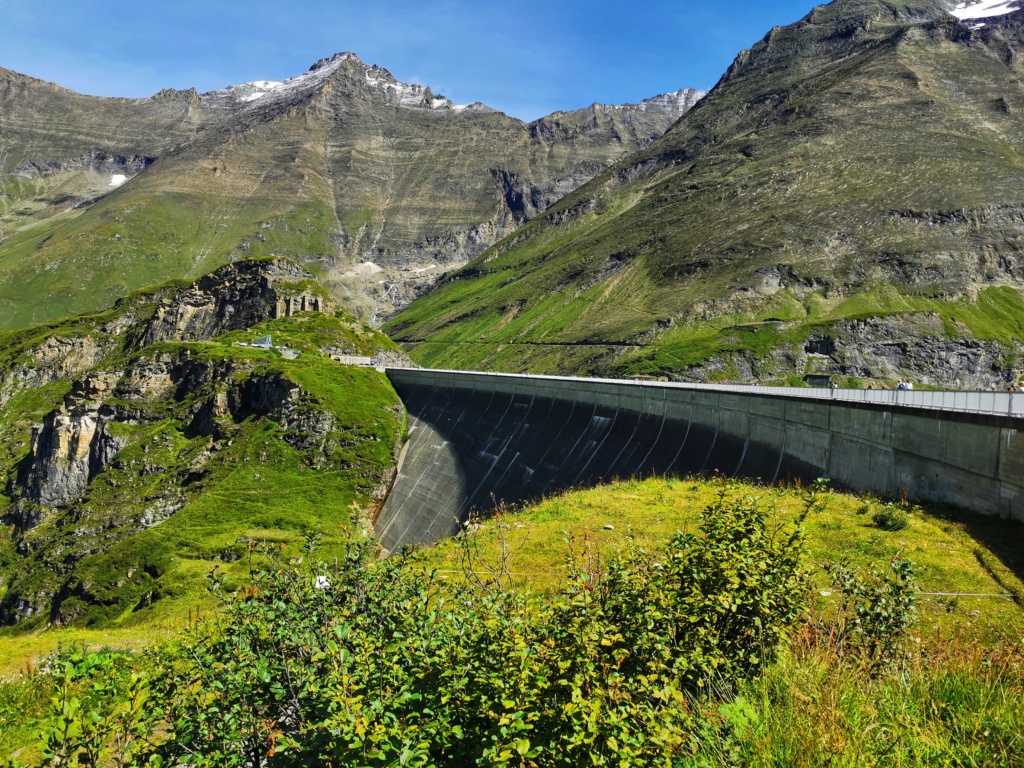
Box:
[825, 557, 918, 672]
[2, 482, 814, 766]
[2, 646, 153, 768]
[873, 505, 910, 531]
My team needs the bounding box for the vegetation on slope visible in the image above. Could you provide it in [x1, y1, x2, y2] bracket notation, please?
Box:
[0, 185, 340, 330]
[388, 0, 1024, 388]
[2, 479, 1022, 765]
[0, 257, 406, 634]
[0, 318, 403, 630]
[1, 482, 815, 763]
[414, 477, 1024, 644]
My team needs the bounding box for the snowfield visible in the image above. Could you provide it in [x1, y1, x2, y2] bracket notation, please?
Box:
[950, 0, 1021, 20]
[234, 80, 285, 102]
[211, 54, 353, 107]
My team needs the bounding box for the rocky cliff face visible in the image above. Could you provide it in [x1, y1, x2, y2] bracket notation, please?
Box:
[0, 53, 703, 329]
[0, 257, 335, 410]
[0, 334, 117, 410]
[0, 259, 405, 627]
[9, 350, 322, 526]
[675, 315, 1024, 390]
[136, 258, 336, 348]
[2, 350, 343, 624]
[20, 405, 125, 513]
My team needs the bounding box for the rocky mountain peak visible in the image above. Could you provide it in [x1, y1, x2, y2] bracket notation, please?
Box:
[309, 51, 358, 72]
[541, 88, 707, 124]
[633, 88, 707, 116]
[215, 50, 465, 111]
[213, 52, 355, 105]
[151, 86, 200, 101]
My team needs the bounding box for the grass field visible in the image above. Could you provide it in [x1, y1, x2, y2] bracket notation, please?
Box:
[412, 476, 1024, 644]
[404, 476, 1024, 764]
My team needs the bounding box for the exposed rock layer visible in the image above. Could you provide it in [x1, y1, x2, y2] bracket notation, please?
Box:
[0, 257, 336, 409]
[0, 259, 404, 627]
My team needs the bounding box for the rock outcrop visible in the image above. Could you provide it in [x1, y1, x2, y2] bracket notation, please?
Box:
[1, 342, 399, 626]
[680, 315, 1024, 391]
[0, 258, 334, 409]
[0, 259, 404, 627]
[0, 320, 134, 409]
[20, 408, 125, 513]
[136, 259, 336, 349]
[8, 351, 335, 525]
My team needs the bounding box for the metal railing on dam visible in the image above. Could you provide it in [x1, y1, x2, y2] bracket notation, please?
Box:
[648, 380, 1024, 418]
[374, 368, 1024, 554]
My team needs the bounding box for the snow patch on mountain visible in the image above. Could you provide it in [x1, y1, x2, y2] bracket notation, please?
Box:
[214, 53, 468, 111]
[632, 89, 707, 115]
[233, 80, 285, 102]
[356, 261, 383, 275]
[597, 89, 706, 116]
[109, 174, 127, 187]
[210, 51, 697, 120]
[362, 65, 465, 110]
[452, 102, 495, 114]
[950, 0, 1021, 20]
[212, 53, 353, 106]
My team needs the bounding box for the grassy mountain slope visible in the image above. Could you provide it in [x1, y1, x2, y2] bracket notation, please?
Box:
[388, 0, 1024, 388]
[0, 259, 404, 630]
[0, 55, 702, 329]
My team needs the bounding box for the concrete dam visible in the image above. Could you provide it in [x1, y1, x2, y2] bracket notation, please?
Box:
[374, 368, 1024, 554]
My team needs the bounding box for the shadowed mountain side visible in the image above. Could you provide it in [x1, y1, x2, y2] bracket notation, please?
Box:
[374, 372, 821, 553]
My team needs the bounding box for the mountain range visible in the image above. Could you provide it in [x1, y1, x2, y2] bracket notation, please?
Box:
[0, 52, 703, 329]
[388, 0, 1024, 389]
[6, 0, 1024, 628]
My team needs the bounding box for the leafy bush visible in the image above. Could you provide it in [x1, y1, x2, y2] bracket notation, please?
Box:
[873, 504, 910, 531]
[825, 557, 918, 672]
[2, 647, 152, 768]
[6, 482, 819, 766]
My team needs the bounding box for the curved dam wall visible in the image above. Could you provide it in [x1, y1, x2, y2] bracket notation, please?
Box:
[375, 369, 1024, 554]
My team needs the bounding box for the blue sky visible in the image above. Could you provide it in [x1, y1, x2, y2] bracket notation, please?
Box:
[0, 0, 820, 121]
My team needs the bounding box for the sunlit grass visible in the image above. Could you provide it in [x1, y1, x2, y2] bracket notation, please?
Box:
[413, 476, 1024, 644]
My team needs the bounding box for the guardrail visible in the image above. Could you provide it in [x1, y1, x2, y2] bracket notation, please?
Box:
[386, 368, 1024, 418]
